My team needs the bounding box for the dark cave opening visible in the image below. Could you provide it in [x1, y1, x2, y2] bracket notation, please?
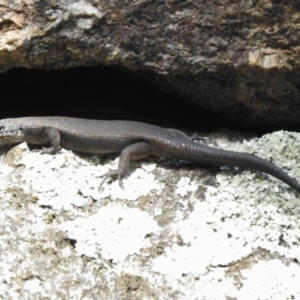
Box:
[0, 66, 285, 135]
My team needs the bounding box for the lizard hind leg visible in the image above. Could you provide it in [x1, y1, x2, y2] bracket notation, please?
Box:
[98, 141, 154, 191]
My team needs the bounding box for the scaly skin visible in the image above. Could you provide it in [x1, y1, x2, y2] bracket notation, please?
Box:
[0, 116, 299, 193]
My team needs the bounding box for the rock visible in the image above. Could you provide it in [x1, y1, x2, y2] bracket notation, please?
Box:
[1, 131, 300, 298]
[1, 1, 300, 129]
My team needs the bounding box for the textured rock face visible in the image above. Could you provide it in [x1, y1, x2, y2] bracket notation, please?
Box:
[1, 1, 300, 128]
[1, 131, 300, 299]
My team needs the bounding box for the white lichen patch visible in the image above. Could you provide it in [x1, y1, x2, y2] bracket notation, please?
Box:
[68, 2, 103, 18]
[238, 260, 300, 300]
[175, 176, 198, 197]
[61, 203, 158, 262]
[152, 196, 253, 277]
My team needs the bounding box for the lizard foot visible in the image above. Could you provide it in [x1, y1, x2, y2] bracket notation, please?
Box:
[98, 169, 124, 191]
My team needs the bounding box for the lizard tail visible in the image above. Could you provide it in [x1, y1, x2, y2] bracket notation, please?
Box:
[180, 141, 300, 193]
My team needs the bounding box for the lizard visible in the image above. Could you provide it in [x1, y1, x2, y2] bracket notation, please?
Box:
[0, 116, 299, 193]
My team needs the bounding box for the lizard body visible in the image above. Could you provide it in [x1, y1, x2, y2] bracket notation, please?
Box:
[0, 116, 299, 193]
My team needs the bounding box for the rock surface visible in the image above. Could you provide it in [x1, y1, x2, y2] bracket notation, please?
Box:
[1, 1, 300, 128]
[0, 130, 300, 299]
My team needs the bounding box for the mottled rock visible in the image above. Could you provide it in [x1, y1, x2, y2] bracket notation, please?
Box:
[1, 1, 300, 128]
[1, 131, 300, 298]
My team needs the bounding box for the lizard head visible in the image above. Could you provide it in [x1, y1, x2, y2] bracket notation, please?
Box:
[0, 119, 25, 145]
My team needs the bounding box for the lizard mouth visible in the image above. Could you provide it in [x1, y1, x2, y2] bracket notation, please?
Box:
[0, 135, 15, 139]
[0, 135, 19, 144]
[0, 130, 24, 144]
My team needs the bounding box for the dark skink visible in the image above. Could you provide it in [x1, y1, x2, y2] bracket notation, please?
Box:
[0, 116, 299, 193]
